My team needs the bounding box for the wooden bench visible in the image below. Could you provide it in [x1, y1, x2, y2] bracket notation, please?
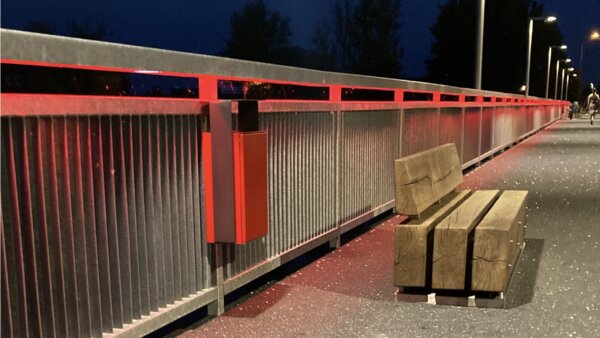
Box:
[393, 143, 527, 300]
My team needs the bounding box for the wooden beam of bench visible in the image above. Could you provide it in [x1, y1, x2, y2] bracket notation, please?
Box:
[431, 190, 500, 290]
[471, 190, 528, 292]
[394, 190, 471, 287]
[394, 143, 463, 216]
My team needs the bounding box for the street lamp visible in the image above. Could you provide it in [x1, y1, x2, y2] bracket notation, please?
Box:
[579, 30, 600, 85]
[474, 0, 485, 89]
[526, 16, 557, 96]
[562, 67, 575, 100]
[555, 58, 571, 99]
[546, 45, 567, 98]
[565, 69, 576, 101]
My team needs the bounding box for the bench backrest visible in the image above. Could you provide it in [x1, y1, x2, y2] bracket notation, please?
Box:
[394, 143, 463, 216]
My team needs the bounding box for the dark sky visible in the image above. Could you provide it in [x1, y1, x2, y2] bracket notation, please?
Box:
[1, 0, 599, 87]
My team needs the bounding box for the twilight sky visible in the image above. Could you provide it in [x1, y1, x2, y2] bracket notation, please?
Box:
[1, 0, 599, 86]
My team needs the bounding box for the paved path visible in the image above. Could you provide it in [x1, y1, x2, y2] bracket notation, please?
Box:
[176, 118, 600, 338]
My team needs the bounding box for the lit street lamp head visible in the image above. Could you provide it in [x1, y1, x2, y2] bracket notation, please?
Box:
[526, 15, 558, 96]
[591, 31, 600, 41]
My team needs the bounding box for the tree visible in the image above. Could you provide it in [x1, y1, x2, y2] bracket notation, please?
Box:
[350, 0, 403, 78]
[223, 0, 292, 64]
[427, 0, 565, 95]
[66, 19, 108, 41]
[309, 19, 336, 71]
[25, 20, 56, 35]
[427, 0, 476, 88]
[333, 0, 355, 72]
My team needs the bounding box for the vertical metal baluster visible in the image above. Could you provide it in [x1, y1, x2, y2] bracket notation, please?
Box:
[91, 116, 114, 330]
[70, 117, 92, 336]
[311, 113, 318, 236]
[31, 117, 57, 338]
[152, 115, 166, 308]
[123, 116, 141, 320]
[133, 116, 150, 315]
[115, 116, 133, 323]
[169, 116, 182, 301]
[297, 113, 304, 244]
[291, 113, 298, 248]
[191, 115, 203, 291]
[334, 110, 340, 235]
[81, 116, 105, 334]
[141, 116, 158, 312]
[177, 117, 190, 295]
[160, 116, 174, 301]
[1, 213, 14, 338]
[101, 116, 123, 326]
[184, 116, 196, 291]
[42, 118, 69, 338]
[1, 119, 23, 338]
[275, 113, 282, 255]
[15, 118, 43, 338]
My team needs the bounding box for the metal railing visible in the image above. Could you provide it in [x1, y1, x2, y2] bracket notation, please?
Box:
[1, 29, 567, 338]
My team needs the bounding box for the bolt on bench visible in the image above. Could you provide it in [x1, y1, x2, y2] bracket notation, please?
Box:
[393, 143, 527, 307]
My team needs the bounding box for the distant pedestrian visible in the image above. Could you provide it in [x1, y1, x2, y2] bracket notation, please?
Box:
[585, 87, 599, 125]
[569, 101, 580, 120]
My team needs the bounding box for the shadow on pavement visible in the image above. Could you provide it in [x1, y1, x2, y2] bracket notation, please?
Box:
[505, 238, 545, 309]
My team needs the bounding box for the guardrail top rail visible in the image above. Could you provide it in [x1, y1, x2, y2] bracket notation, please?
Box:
[1, 28, 569, 103]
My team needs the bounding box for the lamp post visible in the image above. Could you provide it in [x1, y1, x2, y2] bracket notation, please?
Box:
[579, 30, 600, 86]
[546, 45, 567, 98]
[474, 0, 485, 89]
[526, 16, 557, 96]
[560, 68, 566, 100]
[565, 71, 577, 101]
[563, 67, 575, 100]
[555, 58, 571, 99]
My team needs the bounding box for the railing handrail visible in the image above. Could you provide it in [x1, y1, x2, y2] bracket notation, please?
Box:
[1, 28, 563, 102]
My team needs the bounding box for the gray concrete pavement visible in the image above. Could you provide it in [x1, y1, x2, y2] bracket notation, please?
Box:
[176, 118, 600, 338]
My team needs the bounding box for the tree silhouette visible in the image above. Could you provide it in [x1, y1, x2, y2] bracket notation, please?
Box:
[427, 0, 565, 95]
[350, 0, 403, 78]
[326, 0, 404, 77]
[66, 19, 108, 41]
[309, 19, 336, 71]
[223, 0, 292, 64]
[333, 0, 355, 72]
[25, 20, 57, 34]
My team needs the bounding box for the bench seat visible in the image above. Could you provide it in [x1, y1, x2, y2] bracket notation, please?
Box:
[394, 143, 528, 293]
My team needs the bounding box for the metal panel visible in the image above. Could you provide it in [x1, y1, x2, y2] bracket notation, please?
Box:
[1, 113, 207, 337]
[481, 107, 495, 154]
[513, 106, 527, 139]
[463, 107, 482, 163]
[401, 108, 439, 156]
[493, 106, 512, 148]
[439, 107, 464, 161]
[339, 110, 399, 225]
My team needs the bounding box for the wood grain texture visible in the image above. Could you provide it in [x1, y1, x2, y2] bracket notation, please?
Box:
[394, 190, 470, 287]
[471, 190, 528, 292]
[431, 190, 500, 290]
[394, 143, 463, 216]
